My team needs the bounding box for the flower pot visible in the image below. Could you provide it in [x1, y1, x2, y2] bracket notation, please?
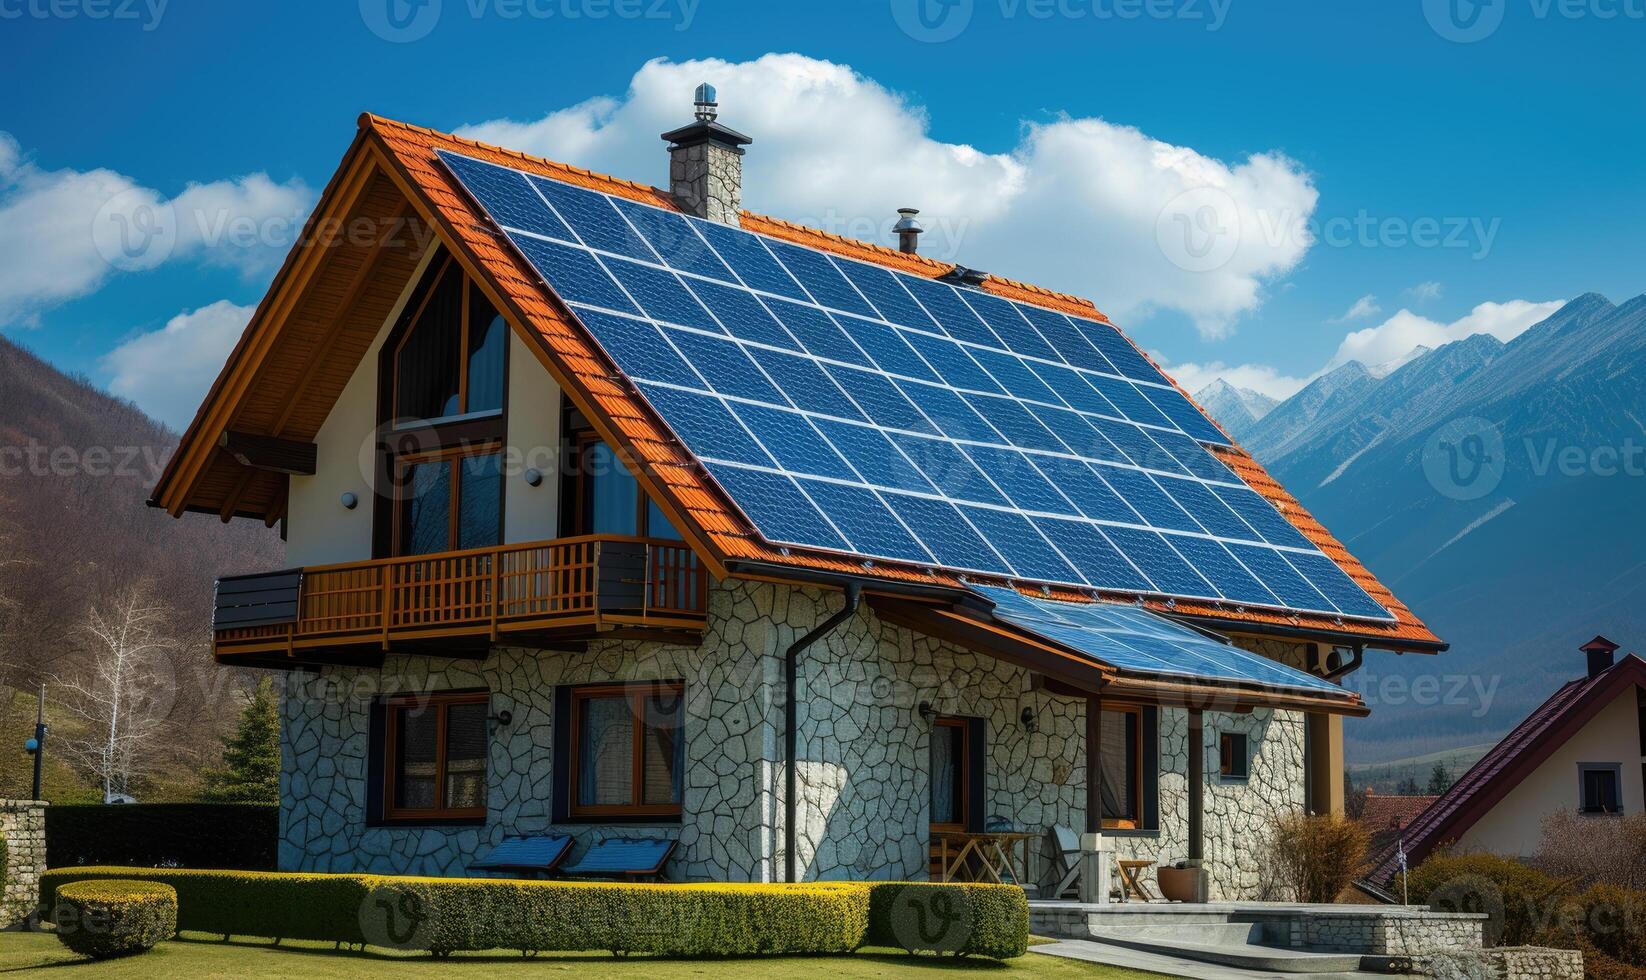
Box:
[1157, 865, 1207, 903]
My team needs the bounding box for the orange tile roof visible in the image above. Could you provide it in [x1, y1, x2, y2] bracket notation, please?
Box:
[359, 114, 1441, 651]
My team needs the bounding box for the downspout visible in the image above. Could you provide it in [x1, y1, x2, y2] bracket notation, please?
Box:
[784, 582, 862, 883]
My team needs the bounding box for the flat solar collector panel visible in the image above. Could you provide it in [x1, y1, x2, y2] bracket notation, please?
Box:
[439, 150, 1392, 623]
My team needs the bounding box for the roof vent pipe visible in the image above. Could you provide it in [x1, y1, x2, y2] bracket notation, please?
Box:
[893, 208, 923, 254]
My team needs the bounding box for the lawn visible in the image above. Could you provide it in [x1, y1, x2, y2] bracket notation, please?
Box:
[0, 932, 1160, 978]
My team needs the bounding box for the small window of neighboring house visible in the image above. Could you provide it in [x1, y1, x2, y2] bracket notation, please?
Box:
[1580, 764, 1622, 815]
[565, 682, 685, 820]
[1220, 732, 1250, 782]
[381, 691, 489, 822]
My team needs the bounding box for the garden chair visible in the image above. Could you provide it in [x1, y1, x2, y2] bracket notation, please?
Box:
[560, 836, 677, 881]
[468, 834, 574, 879]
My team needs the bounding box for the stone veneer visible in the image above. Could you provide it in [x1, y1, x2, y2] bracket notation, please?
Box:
[0, 800, 46, 927]
[281, 578, 1311, 897]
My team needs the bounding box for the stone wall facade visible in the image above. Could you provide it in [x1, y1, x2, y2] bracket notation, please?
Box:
[0, 800, 46, 927]
[280, 578, 1311, 897]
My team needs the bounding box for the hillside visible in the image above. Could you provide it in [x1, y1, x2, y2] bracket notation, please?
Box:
[1229, 294, 1646, 760]
[0, 334, 284, 799]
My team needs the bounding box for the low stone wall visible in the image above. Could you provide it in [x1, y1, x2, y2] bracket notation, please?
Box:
[0, 800, 46, 928]
[1280, 906, 1486, 955]
[1423, 945, 1584, 980]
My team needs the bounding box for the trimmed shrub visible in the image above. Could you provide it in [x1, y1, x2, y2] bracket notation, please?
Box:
[46, 804, 277, 870]
[39, 868, 1028, 960]
[1267, 812, 1370, 903]
[53, 879, 177, 960]
[1402, 852, 1570, 947]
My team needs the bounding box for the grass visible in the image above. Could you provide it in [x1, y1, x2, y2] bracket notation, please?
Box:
[0, 932, 1164, 978]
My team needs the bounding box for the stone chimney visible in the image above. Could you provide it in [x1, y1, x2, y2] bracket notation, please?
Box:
[660, 83, 752, 225]
[1580, 635, 1619, 679]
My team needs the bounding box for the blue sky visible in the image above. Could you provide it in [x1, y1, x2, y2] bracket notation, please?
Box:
[2, 0, 1642, 426]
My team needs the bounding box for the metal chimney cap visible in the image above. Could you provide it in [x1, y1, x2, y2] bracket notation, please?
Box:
[892, 208, 924, 233]
[693, 82, 718, 122]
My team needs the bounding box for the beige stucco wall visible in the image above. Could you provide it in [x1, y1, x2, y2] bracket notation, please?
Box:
[285, 247, 564, 567]
[1456, 683, 1643, 857]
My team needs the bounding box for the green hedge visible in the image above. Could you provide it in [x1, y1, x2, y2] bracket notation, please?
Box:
[39, 868, 1026, 959]
[46, 804, 277, 870]
[54, 879, 177, 960]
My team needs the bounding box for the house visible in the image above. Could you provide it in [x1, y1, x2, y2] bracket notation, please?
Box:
[1370, 636, 1646, 882]
[150, 89, 1443, 896]
[1357, 790, 1438, 879]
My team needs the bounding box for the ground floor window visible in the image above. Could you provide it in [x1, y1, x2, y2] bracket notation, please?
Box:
[1580, 763, 1622, 814]
[382, 691, 488, 821]
[1219, 731, 1250, 781]
[930, 717, 970, 831]
[1100, 707, 1143, 829]
[563, 681, 685, 819]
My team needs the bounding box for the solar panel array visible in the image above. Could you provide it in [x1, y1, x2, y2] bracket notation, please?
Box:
[973, 585, 1347, 695]
[438, 150, 1392, 623]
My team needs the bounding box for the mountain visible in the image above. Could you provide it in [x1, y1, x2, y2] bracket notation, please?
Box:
[0, 334, 284, 799]
[1219, 293, 1646, 761]
[1194, 380, 1279, 440]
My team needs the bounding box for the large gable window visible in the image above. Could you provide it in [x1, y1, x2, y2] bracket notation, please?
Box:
[379, 249, 509, 558]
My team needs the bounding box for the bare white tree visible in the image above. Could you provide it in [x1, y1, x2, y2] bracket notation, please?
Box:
[55, 584, 179, 800]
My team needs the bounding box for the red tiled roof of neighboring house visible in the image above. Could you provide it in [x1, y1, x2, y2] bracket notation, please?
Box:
[150, 113, 1443, 652]
[1369, 653, 1646, 884]
[1358, 792, 1439, 873]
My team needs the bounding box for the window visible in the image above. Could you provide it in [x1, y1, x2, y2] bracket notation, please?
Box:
[381, 691, 488, 822]
[378, 249, 509, 558]
[930, 718, 970, 832]
[1580, 764, 1622, 815]
[1219, 731, 1250, 781]
[391, 259, 507, 426]
[569, 433, 682, 540]
[1099, 707, 1142, 829]
[394, 447, 503, 555]
[565, 682, 685, 819]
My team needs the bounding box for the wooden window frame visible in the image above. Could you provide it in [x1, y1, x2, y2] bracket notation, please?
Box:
[381, 690, 489, 823]
[388, 254, 507, 429]
[1578, 763, 1623, 815]
[929, 716, 972, 834]
[390, 440, 505, 557]
[568, 431, 672, 538]
[1219, 730, 1250, 782]
[565, 681, 685, 820]
[1101, 705, 1144, 831]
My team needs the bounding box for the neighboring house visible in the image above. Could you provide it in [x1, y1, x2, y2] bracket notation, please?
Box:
[150, 91, 1443, 896]
[1371, 637, 1645, 883]
[1358, 790, 1438, 874]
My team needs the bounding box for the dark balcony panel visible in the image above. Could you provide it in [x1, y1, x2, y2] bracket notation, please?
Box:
[214, 570, 304, 630]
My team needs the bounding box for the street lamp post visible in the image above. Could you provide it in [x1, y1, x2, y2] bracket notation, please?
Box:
[24, 683, 46, 801]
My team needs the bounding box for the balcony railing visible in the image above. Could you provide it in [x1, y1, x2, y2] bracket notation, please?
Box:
[212, 535, 708, 660]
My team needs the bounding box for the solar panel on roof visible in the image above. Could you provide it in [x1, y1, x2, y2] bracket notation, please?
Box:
[971, 585, 1348, 696]
[438, 149, 1393, 623]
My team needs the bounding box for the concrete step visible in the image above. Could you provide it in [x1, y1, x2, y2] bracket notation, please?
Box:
[1089, 920, 1265, 945]
[1087, 930, 1365, 975]
[1034, 940, 1387, 980]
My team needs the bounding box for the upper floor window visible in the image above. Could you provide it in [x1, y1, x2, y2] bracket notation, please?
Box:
[568, 431, 682, 541]
[392, 256, 506, 427]
[1580, 764, 1622, 815]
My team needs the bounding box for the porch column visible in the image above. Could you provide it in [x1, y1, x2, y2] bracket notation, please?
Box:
[1080, 692, 1111, 904]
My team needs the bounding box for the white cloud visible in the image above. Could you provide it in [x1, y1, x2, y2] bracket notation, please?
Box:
[0, 133, 312, 326]
[1330, 294, 1381, 322]
[1405, 280, 1443, 303]
[458, 54, 1317, 338]
[103, 300, 253, 429]
[1157, 358, 1313, 402]
[1325, 299, 1565, 371]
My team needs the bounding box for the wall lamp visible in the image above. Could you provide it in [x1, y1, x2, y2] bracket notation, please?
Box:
[340, 491, 359, 510]
[1019, 706, 1038, 733]
[917, 701, 935, 722]
[523, 467, 544, 488]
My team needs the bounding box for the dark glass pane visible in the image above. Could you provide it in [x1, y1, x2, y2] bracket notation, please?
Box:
[578, 695, 634, 807]
[395, 262, 464, 423]
[394, 706, 438, 810]
[401, 461, 451, 557]
[586, 442, 639, 535]
[444, 702, 488, 810]
[457, 453, 502, 551]
[466, 283, 506, 415]
[1099, 711, 1137, 822]
[931, 724, 965, 825]
[646, 499, 682, 540]
[641, 690, 684, 806]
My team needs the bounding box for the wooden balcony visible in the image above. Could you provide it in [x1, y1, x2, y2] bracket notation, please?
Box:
[211, 536, 708, 667]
